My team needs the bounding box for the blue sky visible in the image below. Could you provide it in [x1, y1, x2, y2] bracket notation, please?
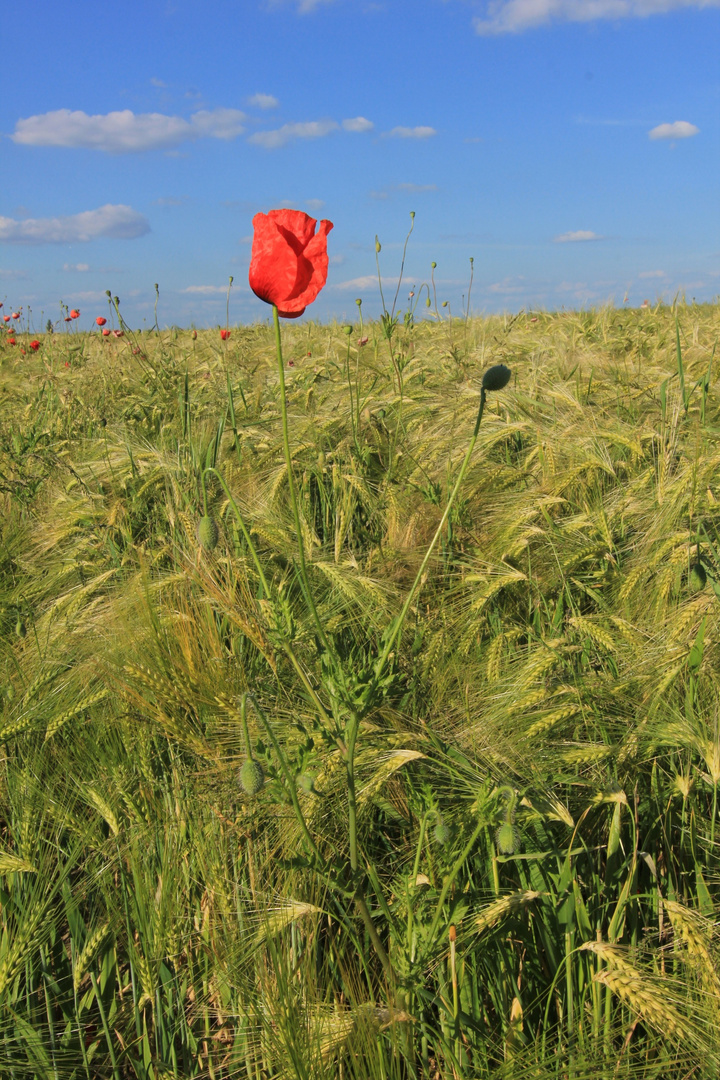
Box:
[2, 0, 718, 329]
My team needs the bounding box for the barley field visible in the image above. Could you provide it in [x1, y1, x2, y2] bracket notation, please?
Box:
[1, 301, 719, 1079]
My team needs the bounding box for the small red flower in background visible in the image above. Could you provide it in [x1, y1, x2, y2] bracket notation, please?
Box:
[8, 338, 16, 346]
[249, 210, 333, 319]
[70, 309, 80, 319]
[102, 328, 111, 337]
[65, 317, 72, 323]
[65, 360, 70, 367]
[357, 337, 369, 346]
[2, 315, 9, 323]
[191, 330, 197, 340]
[220, 329, 231, 341]
[29, 340, 40, 351]
[11, 312, 20, 320]
[113, 329, 123, 338]
[96, 316, 107, 327]
[20, 347, 26, 355]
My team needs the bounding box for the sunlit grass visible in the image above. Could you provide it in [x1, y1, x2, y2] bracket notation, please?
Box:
[1, 300, 719, 1078]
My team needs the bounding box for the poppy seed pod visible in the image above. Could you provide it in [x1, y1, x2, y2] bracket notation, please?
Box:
[239, 759, 265, 797]
[481, 364, 512, 392]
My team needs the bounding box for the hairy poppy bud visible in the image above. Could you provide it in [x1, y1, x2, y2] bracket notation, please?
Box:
[197, 515, 219, 551]
[690, 562, 707, 592]
[481, 364, 511, 392]
[375, 238, 381, 253]
[495, 823, 518, 855]
[434, 823, 451, 847]
[239, 759, 265, 797]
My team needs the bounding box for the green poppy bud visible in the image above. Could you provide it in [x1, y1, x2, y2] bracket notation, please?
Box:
[343, 325, 353, 336]
[481, 364, 512, 392]
[239, 759, 265, 797]
[426, 297, 431, 307]
[15, 619, 26, 639]
[375, 238, 381, 253]
[355, 298, 362, 307]
[434, 823, 451, 847]
[689, 562, 707, 592]
[431, 261, 437, 269]
[495, 823, 518, 855]
[197, 515, 219, 552]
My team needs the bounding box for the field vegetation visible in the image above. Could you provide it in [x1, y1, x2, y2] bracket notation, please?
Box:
[1, 298, 720, 1078]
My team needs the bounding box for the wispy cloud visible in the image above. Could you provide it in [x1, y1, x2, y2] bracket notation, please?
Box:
[12, 108, 247, 153]
[152, 196, 188, 208]
[385, 126, 437, 139]
[0, 205, 150, 244]
[342, 116, 374, 132]
[247, 93, 279, 109]
[649, 120, 699, 140]
[305, 198, 326, 211]
[63, 262, 91, 272]
[248, 119, 339, 148]
[333, 275, 381, 291]
[473, 0, 720, 36]
[180, 285, 230, 295]
[369, 183, 438, 200]
[553, 230, 604, 243]
[638, 269, 666, 278]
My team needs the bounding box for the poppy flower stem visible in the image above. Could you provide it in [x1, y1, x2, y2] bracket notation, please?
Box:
[374, 388, 488, 684]
[272, 305, 330, 656]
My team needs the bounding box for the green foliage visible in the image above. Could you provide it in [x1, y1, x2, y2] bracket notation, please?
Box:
[1, 303, 720, 1077]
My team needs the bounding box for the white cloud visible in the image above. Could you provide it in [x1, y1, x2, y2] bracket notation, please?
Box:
[370, 182, 438, 200]
[0, 205, 150, 244]
[305, 198, 326, 211]
[248, 120, 338, 149]
[554, 230, 604, 243]
[152, 196, 187, 207]
[12, 108, 247, 153]
[180, 285, 229, 295]
[247, 93, 279, 109]
[342, 116, 374, 132]
[63, 262, 91, 272]
[0, 269, 27, 280]
[638, 269, 666, 278]
[334, 275, 381, 290]
[473, 0, 720, 35]
[649, 120, 699, 140]
[385, 126, 437, 139]
[150, 77, 167, 88]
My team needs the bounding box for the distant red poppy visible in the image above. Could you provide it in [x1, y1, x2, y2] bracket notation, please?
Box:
[249, 209, 333, 319]
[357, 337, 369, 346]
[65, 360, 70, 367]
[2, 315, 9, 323]
[70, 309, 80, 319]
[102, 328, 111, 337]
[11, 312, 20, 320]
[191, 330, 197, 340]
[220, 329, 231, 341]
[113, 330, 123, 338]
[29, 340, 40, 351]
[96, 316, 107, 327]
[65, 317, 72, 323]
[8, 338, 16, 346]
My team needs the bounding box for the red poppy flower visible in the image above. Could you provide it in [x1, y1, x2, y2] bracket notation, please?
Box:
[2, 315, 9, 323]
[102, 328, 111, 337]
[65, 317, 72, 323]
[65, 360, 70, 367]
[96, 316, 107, 327]
[220, 329, 231, 341]
[8, 338, 16, 346]
[29, 340, 40, 352]
[249, 209, 333, 319]
[70, 309, 80, 319]
[11, 312, 20, 320]
[113, 330, 123, 338]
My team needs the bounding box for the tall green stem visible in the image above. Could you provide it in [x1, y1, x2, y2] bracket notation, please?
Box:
[272, 306, 330, 655]
[374, 388, 488, 686]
